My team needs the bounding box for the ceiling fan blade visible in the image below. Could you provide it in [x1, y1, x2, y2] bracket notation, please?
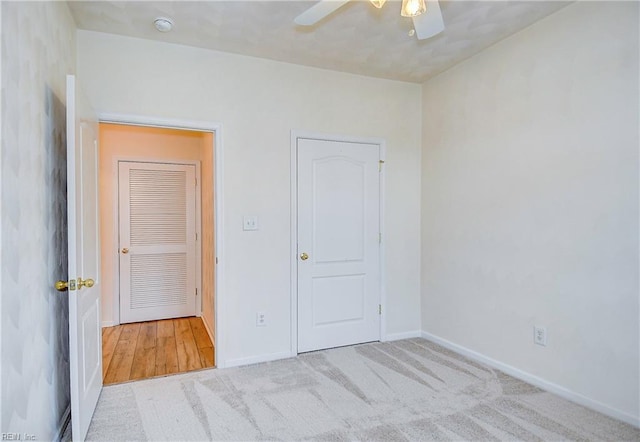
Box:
[412, 0, 445, 40]
[294, 0, 351, 26]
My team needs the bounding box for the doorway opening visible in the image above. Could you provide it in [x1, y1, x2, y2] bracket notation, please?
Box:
[98, 123, 217, 384]
[102, 318, 214, 384]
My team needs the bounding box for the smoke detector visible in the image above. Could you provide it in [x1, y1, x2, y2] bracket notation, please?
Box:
[154, 18, 173, 33]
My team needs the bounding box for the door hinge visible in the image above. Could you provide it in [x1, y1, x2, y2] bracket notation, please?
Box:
[215, 257, 219, 264]
[195, 288, 198, 297]
[379, 233, 382, 244]
[378, 160, 385, 172]
[378, 304, 382, 315]
[195, 232, 198, 241]
[195, 177, 197, 186]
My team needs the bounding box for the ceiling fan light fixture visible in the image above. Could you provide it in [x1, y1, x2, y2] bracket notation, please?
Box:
[401, 0, 426, 17]
[370, 0, 387, 8]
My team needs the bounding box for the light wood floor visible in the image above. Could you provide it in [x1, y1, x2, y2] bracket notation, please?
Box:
[102, 317, 215, 385]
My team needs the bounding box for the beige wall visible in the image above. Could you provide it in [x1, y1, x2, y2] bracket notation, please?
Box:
[421, 1, 639, 423]
[201, 132, 215, 341]
[99, 124, 215, 340]
[1, 1, 76, 438]
[79, 31, 422, 367]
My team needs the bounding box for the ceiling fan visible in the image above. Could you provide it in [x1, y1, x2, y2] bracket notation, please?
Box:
[294, 0, 445, 40]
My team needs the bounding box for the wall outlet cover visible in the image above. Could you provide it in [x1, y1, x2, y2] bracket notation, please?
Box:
[534, 326, 547, 346]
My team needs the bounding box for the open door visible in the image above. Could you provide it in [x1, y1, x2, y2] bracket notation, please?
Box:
[58, 74, 102, 440]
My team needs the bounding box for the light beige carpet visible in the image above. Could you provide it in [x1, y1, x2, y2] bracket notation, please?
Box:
[86, 338, 639, 441]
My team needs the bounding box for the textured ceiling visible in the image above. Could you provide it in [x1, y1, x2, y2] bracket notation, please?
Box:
[68, 0, 570, 83]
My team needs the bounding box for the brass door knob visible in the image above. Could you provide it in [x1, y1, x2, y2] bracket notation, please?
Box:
[55, 279, 77, 291]
[77, 277, 95, 289]
[121, 248, 129, 254]
[300, 252, 309, 261]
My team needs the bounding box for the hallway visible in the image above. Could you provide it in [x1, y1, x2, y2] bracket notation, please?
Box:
[102, 317, 215, 384]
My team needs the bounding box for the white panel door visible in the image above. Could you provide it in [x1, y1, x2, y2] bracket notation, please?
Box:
[297, 138, 381, 353]
[66, 75, 102, 441]
[118, 162, 197, 323]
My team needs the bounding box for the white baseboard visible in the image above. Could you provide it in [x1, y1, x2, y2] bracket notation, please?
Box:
[382, 330, 422, 342]
[224, 351, 294, 368]
[54, 404, 71, 442]
[420, 331, 640, 428]
[101, 320, 115, 328]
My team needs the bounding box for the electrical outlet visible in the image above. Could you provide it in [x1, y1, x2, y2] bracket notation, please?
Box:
[256, 312, 266, 327]
[534, 326, 547, 346]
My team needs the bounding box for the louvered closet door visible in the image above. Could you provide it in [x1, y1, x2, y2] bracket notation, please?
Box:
[118, 162, 197, 323]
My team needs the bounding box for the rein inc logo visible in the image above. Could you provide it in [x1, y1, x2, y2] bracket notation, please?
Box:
[2, 434, 35, 441]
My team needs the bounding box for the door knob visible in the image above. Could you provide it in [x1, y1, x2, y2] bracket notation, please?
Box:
[55, 280, 69, 292]
[300, 252, 309, 261]
[121, 248, 129, 254]
[77, 277, 95, 289]
[55, 279, 77, 292]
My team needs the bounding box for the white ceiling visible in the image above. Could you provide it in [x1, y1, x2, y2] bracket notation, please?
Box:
[68, 0, 570, 83]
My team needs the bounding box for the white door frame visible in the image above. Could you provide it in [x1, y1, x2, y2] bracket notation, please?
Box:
[99, 113, 226, 367]
[289, 130, 387, 357]
[114, 158, 202, 323]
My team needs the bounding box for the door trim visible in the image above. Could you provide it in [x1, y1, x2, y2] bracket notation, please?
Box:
[98, 113, 227, 367]
[114, 159, 201, 323]
[289, 130, 387, 357]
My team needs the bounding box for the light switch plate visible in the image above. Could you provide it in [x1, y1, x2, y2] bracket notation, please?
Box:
[243, 215, 258, 231]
